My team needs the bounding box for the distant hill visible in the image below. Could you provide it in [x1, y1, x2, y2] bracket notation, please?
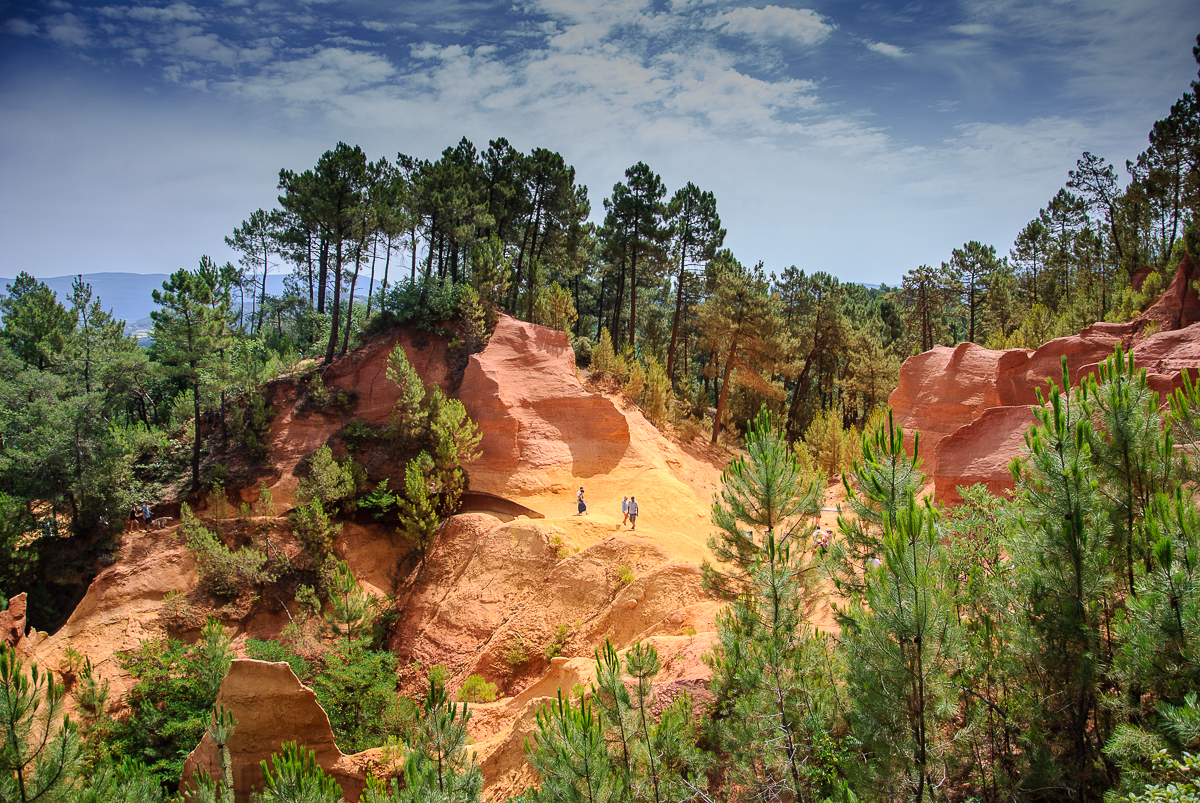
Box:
[0, 272, 291, 337]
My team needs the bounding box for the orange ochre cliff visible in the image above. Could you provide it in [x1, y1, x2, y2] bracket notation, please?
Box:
[7, 314, 733, 802]
[891, 251, 1200, 504]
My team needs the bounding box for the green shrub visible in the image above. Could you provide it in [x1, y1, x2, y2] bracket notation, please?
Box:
[256, 481, 276, 517]
[544, 623, 572, 661]
[110, 619, 232, 787]
[549, 535, 571, 561]
[458, 674, 498, 703]
[502, 637, 529, 668]
[308, 372, 331, 409]
[297, 446, 356, 508]
[621, 357, 645, 403]
[246, 638, 311, 683]
[616, 566, 635, 589]
[572, 335, 594, 368]
[640, 353, 672, 428]
[310, 641, 416, 754]
[590, 328, 627, 381]
[241, 393, 276, 460]
[427, 663, 449, 690]
[341, 418, 377, 450]
[181, 505, 272, 598]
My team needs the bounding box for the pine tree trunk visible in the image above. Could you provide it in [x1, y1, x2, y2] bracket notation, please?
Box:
[712, 336, 738, 443]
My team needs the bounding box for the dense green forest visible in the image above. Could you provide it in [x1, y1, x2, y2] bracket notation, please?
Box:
[1, 32, 1198, 803]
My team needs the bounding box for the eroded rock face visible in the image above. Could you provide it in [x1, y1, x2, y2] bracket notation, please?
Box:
[265, 330, 454, 508]
[934, 405, 1037, 505]
[458, 315, 631, 495]
[0, 593, 29, 648]
[181, 659, 367, 803]
[893, 253, 1200, 504]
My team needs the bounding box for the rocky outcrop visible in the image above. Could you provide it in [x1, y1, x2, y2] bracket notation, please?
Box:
[181, 659, 368, 803]
[264, 330, 455, 508]
[457, 315, 631, 495]
[0, 593, 29, 648]
[893, 253, 1200, 504]
[25, 312, 729, 802]
[389, 513, 715, 693]
[933, 405, 1037, 505]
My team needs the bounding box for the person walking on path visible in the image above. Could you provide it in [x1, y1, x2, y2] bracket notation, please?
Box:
[142, 501, 152, 529]
[628, 496, 639, 530]
[577, 487, 587, 516]
[621, 496, 630, 525]
[128, 502, 141, 532]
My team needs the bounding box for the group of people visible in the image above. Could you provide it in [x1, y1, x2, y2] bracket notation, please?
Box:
[127, 500, 154, 531]
[573, 488, 640, 530]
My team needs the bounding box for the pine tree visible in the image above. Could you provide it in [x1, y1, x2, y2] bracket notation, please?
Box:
[426, 389, 482, 516]
[398, 452, 440, 566]
[1007, 357, 1111, 797]
[395, 678, 483, 803]
[0, 272, 72, 372]
[824, 408, 924, 600]
[591, 640, 635, 793]
[702, 407, 822, 601]
[1083, 345, 1174, 596]
[706, 532, 849, 803]
[324, 560, 373, 644]
[697, 256, 780, 443]
[384, 342, 426, 443]
[664, 183, 725, 382]
[206, 706, 237, 803]
[841, 495, 961, 803]
[0, 644, 81, 803]
[528, 691, 624, 803]
[152, 259, 233, 490]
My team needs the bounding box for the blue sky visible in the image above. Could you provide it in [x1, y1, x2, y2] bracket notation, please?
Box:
[1, 0, 1197, 287]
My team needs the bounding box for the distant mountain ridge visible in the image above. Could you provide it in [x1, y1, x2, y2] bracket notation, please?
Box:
[0, 272, 291, 336]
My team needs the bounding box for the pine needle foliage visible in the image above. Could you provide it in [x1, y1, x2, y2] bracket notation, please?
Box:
[393, 677, 482, 803]
[323, 560, 374, 644]
[1114, 487, 1200, 703]
[384, 343, 426, 444]
[824, 407, 924, 600]
[1083, 344, 1175, 595]
[702, 407, 823, 601]
[1007, 356, 1111, 798]
[0, 644, 80, 803]
[841, 494, 961, 803]
[257, 742, 344, 803]
[706, 533, 850, 803]
[527, 690, 624, 803]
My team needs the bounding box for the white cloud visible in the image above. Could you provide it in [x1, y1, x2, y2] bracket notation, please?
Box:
[948, 23, 995, 37]
[3, 18, 38, 36]
[43, 12, 91, 46]
[709, 5, 832, 47]
[866, 40, 907, 58]
[124, 4, 205, 24]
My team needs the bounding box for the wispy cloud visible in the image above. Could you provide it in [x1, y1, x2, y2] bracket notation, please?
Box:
[865, 40, 907, 58]
[709, 5, 833, 46]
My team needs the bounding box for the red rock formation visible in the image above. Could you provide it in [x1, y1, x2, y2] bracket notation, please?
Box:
[892, 252, 1200, 504]
[181, 660, 368, 803]
[457, 315, 631, 495]
[0, 593, 29, 648]
[933, 405, 1037, 505]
